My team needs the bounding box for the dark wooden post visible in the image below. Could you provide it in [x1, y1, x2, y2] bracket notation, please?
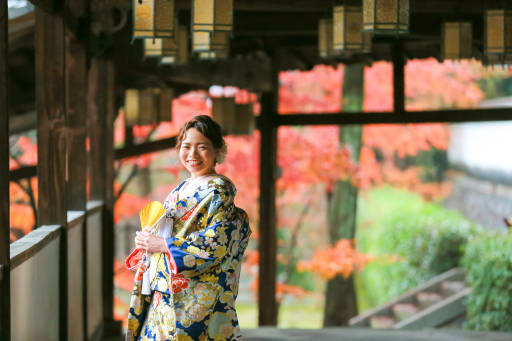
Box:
[64, 0, 87, 211]
[258, 60, 279, 326]
[64, 0, 88, 339]
[88, 56, 121, 337]
[35, 6, 68, 341]
[393, 41, 405, 114]
[0, 1, 10, 340]
[103, 59, 119, 337]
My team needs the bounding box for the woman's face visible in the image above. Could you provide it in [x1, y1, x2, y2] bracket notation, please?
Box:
[179, 128, 219, 178]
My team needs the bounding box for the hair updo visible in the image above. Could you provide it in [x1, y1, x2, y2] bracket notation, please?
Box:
[176, 115, 227, 164]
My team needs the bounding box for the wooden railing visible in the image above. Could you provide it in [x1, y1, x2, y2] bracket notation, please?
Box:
[8, 201, 106, 341]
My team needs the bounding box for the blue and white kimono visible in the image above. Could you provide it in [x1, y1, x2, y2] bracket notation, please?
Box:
[126, 175, 251, 341]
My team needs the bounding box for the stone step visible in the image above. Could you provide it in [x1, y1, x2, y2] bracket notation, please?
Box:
[392, 303, 420, 322]
[441, 280, 466, 297]
[369, 315, 396, 329]
[416, 291, 443, 310]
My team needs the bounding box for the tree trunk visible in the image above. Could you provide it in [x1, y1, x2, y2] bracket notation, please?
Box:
[323, 63, 364, 326]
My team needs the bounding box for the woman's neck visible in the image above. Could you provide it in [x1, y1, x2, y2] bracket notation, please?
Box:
[190, 170, 217, 179]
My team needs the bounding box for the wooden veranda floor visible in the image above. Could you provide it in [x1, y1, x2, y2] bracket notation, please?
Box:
[108, 328, 512, 341]
[241, 328, 512, 341]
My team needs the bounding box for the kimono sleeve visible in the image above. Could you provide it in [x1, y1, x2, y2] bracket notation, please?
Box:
[165, 181, 239, 277]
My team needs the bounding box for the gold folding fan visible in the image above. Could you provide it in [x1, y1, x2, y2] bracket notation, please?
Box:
[139, 201, 166, 232]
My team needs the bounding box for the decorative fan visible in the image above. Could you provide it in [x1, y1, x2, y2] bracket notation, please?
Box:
[139, 201, 166, 232]
[125, 201, 167, 270]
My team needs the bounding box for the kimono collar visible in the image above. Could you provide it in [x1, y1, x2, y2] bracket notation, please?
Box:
[166, 175, 235, 220]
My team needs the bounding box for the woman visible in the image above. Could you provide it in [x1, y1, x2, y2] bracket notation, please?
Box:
[126, 115, 251, 341]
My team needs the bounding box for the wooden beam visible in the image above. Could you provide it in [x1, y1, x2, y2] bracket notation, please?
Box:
[258, 61, 278, 326]
[111, 0, 504, 14]
[0, 0, 10, 339]
[276, 108, 512, 126]
[35, 7, 68, 341]
[29, 0, 62, 14]
[115, 136, 177, 160]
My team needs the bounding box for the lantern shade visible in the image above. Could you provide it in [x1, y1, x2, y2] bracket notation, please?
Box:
[158, 88, 174, 122]
[144, 38, 163, 57]
[192, 0, 233, 33]
[125, 89, 140, 126]
[139, 89, 159, 125]
[483, 53, 512, 66]
[234, 103, 255, 135]
[485, 10, 512, 64]
[176, 25, 189, 64]
[133, 0, 175, 39]
[144, 38, 178, 58]
[333, 6, 372, 53]
[124, 89, 159, 126]
[212, 97, 236, 133]
[193, 31, 230, 60]
[319, 19, 334, 58]
[441, 22, 473, 61]
[363, 0, 409, 35]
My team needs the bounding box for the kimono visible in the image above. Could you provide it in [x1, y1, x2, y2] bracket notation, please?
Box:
[126, 175, 251, 341]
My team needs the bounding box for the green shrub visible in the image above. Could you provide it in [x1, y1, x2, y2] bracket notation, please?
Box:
[355, 187, 481, 310]
[462, 232, 512, 331]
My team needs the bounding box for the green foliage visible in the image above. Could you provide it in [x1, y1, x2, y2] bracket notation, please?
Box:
[395, 148, 449, 182]
[462, 232, 512, 331]
[355, 186, 480, 311]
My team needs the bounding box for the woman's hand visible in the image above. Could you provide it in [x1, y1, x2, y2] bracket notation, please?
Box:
[134, 231, 168, 253]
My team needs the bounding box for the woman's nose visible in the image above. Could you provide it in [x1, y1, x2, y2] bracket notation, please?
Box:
[188, 147, 199, 157]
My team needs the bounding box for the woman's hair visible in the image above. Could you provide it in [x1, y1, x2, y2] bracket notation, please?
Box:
[176, 115, 227, 164]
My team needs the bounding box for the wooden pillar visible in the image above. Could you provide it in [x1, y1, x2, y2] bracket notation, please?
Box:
[35, 6, 68, 341]
[65, 0, 87, 211]
[64, 0, 88, 340]
[88, 57, 121, 337]
[258, 61, 279, 326]
[0, 1, 10, 339]
[393, 42, 405, 114]
[103, 59, 118, 337]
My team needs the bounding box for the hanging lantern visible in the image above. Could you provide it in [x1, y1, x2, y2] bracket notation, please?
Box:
[158, 88, 174, 122]
[333, 5, 372, 53]
[234, 103, 255, 135]
[124, 89, 159, 126]
[144, 38, 163, 57]
[193, 31, 230, 58]
[133, 0, 175, 39]
[192, 0, 233, 33]
[441, 22, 473, 61]
[212, 97, 236, 133]
[144, 38, 178, 61]
[319, 19, 334, 58]
[125, 89, 139, 126]
[362, 0, 409, 35]
[175, 25, 190, 64]
[485, 10, 512, 65]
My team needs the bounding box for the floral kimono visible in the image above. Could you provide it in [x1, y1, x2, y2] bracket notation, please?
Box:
[126, 175, 251, 341]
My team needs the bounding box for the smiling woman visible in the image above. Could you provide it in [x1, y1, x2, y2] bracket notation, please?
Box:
[127, 115, 250, 341]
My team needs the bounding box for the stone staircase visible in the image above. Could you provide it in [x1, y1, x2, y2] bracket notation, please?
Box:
[350, 268, 471, 330]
